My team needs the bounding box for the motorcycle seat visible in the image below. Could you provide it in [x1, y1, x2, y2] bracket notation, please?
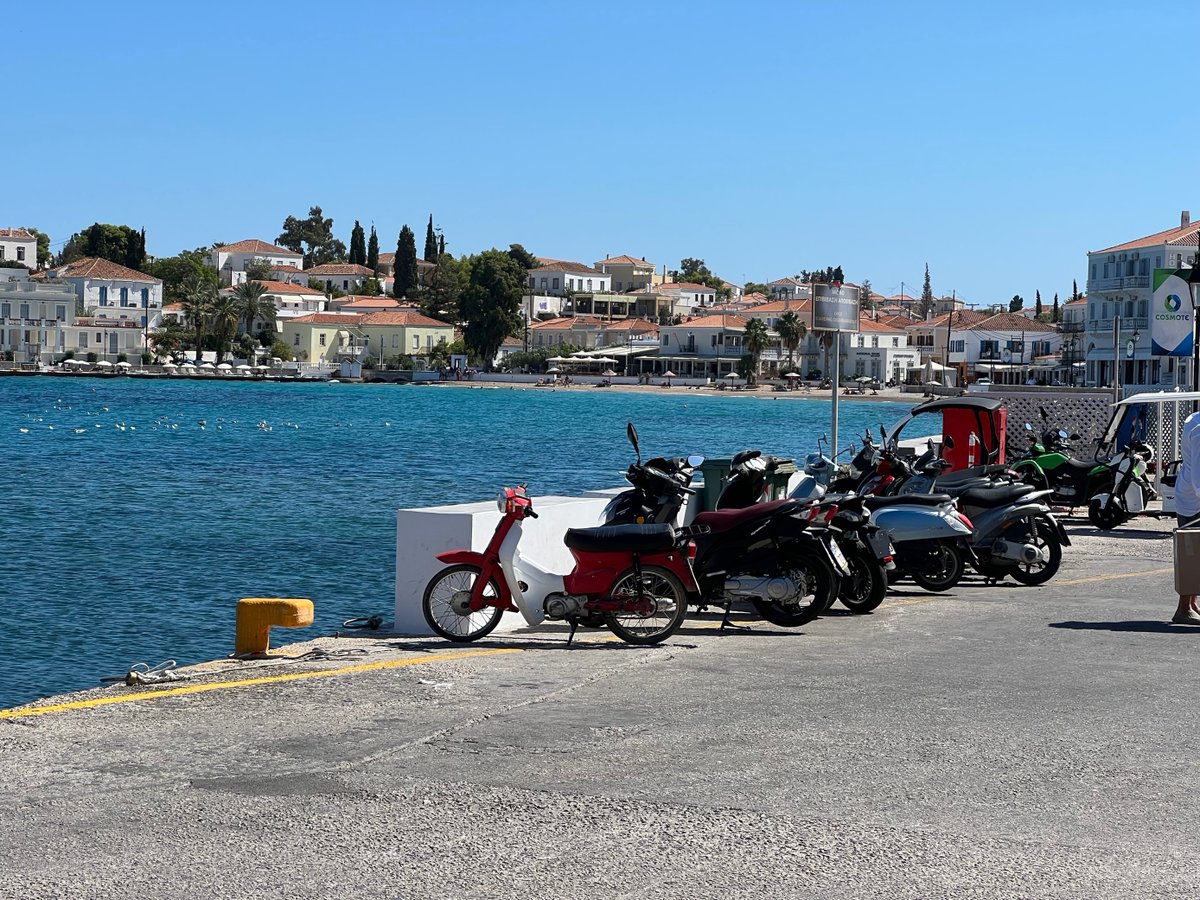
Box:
[958, 483, 1036, 507]
[563, 523, 676, 554]
[693, 498, 802, 533]
[862, 493, 954, 510]
[936, 465, 1011, 485]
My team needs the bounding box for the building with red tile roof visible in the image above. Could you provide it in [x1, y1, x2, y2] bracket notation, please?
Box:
[209, 240, 302, 286]
[0, 228, 37, 269]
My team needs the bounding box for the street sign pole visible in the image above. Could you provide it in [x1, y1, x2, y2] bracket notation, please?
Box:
[813, 284, 861, 459]
[831, 335, 842, 455]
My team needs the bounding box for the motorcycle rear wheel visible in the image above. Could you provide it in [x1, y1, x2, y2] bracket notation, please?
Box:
[422, 564, 505, 642]
[1088, 497, 1126, 530]
[605, 566, 689, 645]
[751, 550, 838, 627]
[1009, 518, 1063, 586]
[838, 545, 888, 614]
[910, 541, 964, 592]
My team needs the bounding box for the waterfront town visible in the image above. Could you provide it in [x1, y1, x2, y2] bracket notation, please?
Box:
[2, 209, 1195, 391]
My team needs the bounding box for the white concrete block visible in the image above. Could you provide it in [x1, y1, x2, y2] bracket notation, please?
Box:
[395, 494, 616, 635]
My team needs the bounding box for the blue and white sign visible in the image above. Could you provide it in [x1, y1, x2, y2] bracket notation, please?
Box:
[1151, 269, 1195, 357]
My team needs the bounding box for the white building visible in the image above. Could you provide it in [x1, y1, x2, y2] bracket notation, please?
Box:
[907, 310, 1061, 384]
[528, 260, 611, 296]
[208, 239, 303, 286]
[1084, 210, 1200, 389]
[652, 281, 717, 315]
[50, 257, 163, 335]
[305, 263, 376, 294]
[0, 229, 38, 270]
[0, 281, 78, 363]
[594, 255, 656, 293]
[653, 313, 757, 378]
[767, 278, 809, 301]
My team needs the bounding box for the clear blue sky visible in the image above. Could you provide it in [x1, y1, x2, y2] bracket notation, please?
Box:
[10, 1, 1199, 306]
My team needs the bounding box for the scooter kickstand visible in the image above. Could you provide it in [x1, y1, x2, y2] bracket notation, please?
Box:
[720, 600, 752, 632]
[566, 618, 579, 646]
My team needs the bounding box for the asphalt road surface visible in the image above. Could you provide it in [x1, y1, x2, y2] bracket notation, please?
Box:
[1, 514, 1195, 899]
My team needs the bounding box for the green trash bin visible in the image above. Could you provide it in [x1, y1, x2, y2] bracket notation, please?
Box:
[695, 456, 797, 511]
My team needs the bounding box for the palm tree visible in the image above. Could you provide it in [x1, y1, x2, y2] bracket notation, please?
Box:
[148, 321, 185, 362]
[775, 311, 806, 372]
[209, 293, 240, 364]
[181, 278, 215, 364]
[742, 318, 770, 385]
[232, 280, 271, 337]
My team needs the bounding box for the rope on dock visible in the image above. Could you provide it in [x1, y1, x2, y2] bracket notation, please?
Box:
[100, 660, 189, 686]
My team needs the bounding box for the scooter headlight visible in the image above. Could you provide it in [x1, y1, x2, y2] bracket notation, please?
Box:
[497, 489, 510, 513]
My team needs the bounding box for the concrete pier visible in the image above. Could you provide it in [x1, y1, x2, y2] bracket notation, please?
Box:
[1, 515, 1195, 898]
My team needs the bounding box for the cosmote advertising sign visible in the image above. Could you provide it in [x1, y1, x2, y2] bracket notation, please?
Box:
[1151, 269, 1194, 357]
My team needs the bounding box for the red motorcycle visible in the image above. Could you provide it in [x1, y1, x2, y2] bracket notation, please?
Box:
[422, 485, 699, 645]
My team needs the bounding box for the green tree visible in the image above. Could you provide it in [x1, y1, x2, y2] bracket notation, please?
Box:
[438, 232, 445, 255]
[210, 293, 240, 364]
[144, 248, 219, 305]
[1009, 294, 1024, 313]
[1035, 289, 1043, 318]
[181, 278, 216, 363]
[1052, 292, 1060, 323]
[743, 281, 771, 296]
[421, 253, 462, 321]
[244, 257, 274, 281]
[507, 243, 538, 271]
[394, 225, 419, 299]
[917, 263, 934, 318]
[58, 223, 146, 268]
[232, 280, 272, 336]
[424, 215, 438, 263]
[349, 220, 366, 266]
[458, 249, 525, 368]
[775, 310, 807, 371]
[860, 279, 874, 312]
[1072, 279, 1081, 302]
[742, 317, 770, 384]
[148, 321, 186, 361]
[367, 225, 379, 272]
[21, 227, 52, 268]
[277, 206, 347, 267]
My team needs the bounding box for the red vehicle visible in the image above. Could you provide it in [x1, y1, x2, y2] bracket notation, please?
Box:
[422, 485, 698, 645]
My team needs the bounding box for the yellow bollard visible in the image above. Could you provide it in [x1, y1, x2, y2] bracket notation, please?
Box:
[235, 597, 314, 655]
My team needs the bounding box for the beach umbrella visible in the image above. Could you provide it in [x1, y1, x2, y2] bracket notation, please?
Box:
[783, 372, 801, 379]
[546, 367, 561, 374]
[181, 361, 196, 369]
[547, 355, 570, 363]
[95, 360, 113, 368]
[162, 361, 177, 369]
[855, 375, 872, 383]
[217, 363, 232, 371]
[199, 362, 215, 370]
[723, 372, 741, 380]
[925, 379, 942, 386]
[594, 356, 618, 364]
[116, 360, 132, 368]
[602, 369, 617, 377]
[235, 364, 252, 371]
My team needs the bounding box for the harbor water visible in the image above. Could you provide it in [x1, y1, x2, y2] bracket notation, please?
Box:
[0, 376, 927, 709]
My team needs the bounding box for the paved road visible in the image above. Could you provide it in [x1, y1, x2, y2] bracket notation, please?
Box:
[1, 515, 1196, 898]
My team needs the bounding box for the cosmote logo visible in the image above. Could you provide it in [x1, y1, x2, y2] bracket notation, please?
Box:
[1165, 294, 1182, 312]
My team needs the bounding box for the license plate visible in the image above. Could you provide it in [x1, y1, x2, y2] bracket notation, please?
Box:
[828, 539, 850, 575]
[866, 531, 892, 559]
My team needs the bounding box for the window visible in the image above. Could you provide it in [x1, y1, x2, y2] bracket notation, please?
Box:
[857, 336, 864, 347]
[80, 333, 88, 347]
[99, 286, 108, 306]
[343, 280, 350, 290]
[662, 335, 668, 346]
[553, 278, 559, 290]
[56, 305, 65, 320]
[586, 279, 592, 291]
[293, 334, 300, 346]
[141, 288, 149, 308]
[120, 287, 129, 306]
[0, 247, 4, 259]
[392, 334, 399, 348]
[0, 303, 7, 317]
[412, 335, 419, 349]
[893, 337, 901, 348]
[980, 340, 999, 358]
[950, 339, 964, 353]
[540, 277, 547, 289]
[19, 303, 28, 318]
[16, 247, 24, 261]
[319, 333, 326, 347]
[871, 336, 879, 348]
[615, 281, 622, 291]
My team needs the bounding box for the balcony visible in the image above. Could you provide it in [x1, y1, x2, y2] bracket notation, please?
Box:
[1088, 276, 1150, 293]
[1058, 322, 1085, 333]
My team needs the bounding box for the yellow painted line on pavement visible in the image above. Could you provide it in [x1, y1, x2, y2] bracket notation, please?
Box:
[0, 647, 521, 721]
[1055, 566, 1172, 587]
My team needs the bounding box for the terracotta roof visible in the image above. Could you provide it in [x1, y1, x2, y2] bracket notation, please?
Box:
[361, 310, 451, 327]
[0, 228, 35, 240]
[603, 317, 658, 333]
[971, 312, 1057, 333]
[768, 277, 804, 286]
[375, 253, 432, 269]
[917, 310, 991, 329]
[289, 312, 365, 326]
[1093, 220, 1200, 254]
[876, 313, 918, 328]
[595, 254, 655, 267]
[377, 252, 394, 264]
[679, 314, 748, 329]
[163, 302, 183, 311]
[532, 261, 604, 276]
[255, 280, 326, 295]
[529, 316, 607, 331]
[653, 282, 716, 293]
[304, 263, 375, 277]
[218, 239, 301, 257]
[54, 257, 160, 284]
[856, 317, 905, 333]
[270, 263, 305, 274]
[337, 295, 401, 309]
[1065, 297, 1088, 306]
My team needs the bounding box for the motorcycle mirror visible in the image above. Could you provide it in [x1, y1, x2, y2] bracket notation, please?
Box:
[943, 435, 955, 450]
[686, 454, 705, 467]
[1025, 423, 1034, 431]
[626, 421, 640, 463]
[1059, 430, 1069, 439]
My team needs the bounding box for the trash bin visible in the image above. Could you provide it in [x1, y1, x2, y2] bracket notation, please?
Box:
[695, 456, 797, 512]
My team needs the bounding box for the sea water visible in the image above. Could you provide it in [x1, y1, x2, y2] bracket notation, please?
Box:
[0, 376, 926, 709]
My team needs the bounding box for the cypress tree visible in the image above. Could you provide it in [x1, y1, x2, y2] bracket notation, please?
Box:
[919, 263, 933, 318]
[438, 233, 445, 256]
[367, 225, 379, 272]
[1072, 279, 1080, 302]
[424, 215, 437, 262]
[349, 220, 366, 266]
[1052, 292, 1060, 323]
[1035, 289, 1043, 318]
[394, 225, 418, 299]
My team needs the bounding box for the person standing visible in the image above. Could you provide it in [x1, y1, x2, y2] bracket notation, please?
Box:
[1173, 409, 1200, 624]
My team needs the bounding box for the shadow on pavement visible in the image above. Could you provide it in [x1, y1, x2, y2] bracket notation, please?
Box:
[1049, 620, 1200, 634]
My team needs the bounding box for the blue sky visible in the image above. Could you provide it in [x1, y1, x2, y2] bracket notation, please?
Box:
[9, 1, 1199, 305]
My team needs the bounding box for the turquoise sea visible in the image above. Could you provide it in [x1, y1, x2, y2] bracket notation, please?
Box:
[0, 376, 923, 709]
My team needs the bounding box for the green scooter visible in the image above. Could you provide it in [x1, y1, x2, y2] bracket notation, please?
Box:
[1010, 414, 1111, 511]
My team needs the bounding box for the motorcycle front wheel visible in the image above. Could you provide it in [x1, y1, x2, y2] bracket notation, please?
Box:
[751, 548, 839, 627]
[605, 566, 689, 645]
[422, 564, 505, 642]
[910, 540, 965, 592]
[838, 545, 888, 614]
[1088, 496, 1126, 530]
[1009, 518, 1063, 586]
